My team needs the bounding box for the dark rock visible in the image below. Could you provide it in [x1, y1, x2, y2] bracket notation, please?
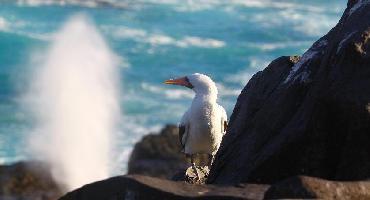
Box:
[0, 161, 62, 200]
[264, 176, 370, 199]
[128, 125, 188, 179]
[59, 175, 269, 200]
[208, 1, 370, 185]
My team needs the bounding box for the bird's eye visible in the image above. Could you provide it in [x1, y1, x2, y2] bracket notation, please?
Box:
[185, 77, 194, 89]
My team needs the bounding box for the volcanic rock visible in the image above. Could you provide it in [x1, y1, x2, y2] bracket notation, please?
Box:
[208, 0, 370, 185]
[0, 161, 62, 200]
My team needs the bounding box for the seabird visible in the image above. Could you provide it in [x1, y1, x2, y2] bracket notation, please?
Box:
[164, 73, 227, 170]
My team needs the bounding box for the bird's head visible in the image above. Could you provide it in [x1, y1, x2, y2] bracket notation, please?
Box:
[164, 73, 218, 98]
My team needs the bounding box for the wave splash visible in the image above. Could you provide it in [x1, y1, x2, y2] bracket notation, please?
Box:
[26, 14, 121, 190]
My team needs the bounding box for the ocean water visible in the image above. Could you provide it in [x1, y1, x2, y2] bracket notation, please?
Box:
[0, 0, 346, 173]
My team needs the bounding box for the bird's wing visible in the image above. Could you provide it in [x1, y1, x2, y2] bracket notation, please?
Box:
[179, 110, 189, 151]
[219, 105, 228, 134]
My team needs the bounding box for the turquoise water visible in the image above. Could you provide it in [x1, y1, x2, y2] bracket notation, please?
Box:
[0, 0, 346, 171]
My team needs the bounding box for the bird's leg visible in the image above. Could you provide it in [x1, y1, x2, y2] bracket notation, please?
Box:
[191, 154, 200, 181]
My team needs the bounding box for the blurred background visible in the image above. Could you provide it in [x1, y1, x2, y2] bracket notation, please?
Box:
[0, 0, 346, 179]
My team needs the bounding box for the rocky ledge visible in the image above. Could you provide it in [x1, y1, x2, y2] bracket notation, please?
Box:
[60, 175, 269, 200]
[60, 1, 370, 199]
[60, 175, 370, 200]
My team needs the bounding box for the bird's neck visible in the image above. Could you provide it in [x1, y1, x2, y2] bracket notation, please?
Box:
[192, 82, 218, 103]
[193, 91, 217, 103]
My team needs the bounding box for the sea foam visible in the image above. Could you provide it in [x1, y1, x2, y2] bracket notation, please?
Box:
[105, 25, 225, 49]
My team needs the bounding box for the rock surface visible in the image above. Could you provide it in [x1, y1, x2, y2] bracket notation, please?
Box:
[208, 0, 370, 185]
[128, 125, 188, 179]
[59, 175, 269, 200]
[265, 176, 370, 199]
[58, 174, 370, 200]
[0, 161, 62, 200]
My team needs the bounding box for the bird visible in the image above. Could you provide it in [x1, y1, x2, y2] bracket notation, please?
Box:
[164, 73, 227, 172]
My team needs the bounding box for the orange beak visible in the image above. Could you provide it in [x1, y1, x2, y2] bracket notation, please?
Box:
[164, 77, 193, 88]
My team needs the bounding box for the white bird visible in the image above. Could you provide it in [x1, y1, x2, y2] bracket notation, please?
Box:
[164, 73, 227, 168]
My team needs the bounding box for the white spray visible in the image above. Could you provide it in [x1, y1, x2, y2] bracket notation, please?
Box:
[27, 14, 120, 190]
